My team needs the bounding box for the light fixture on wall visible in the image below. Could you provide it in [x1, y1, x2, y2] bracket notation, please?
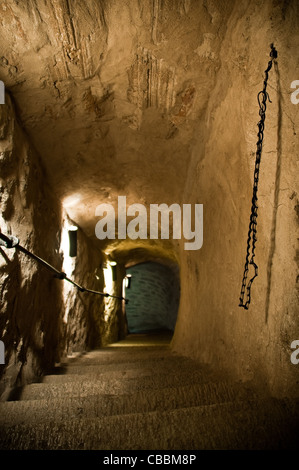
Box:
[125, 274, 132, 289]
[110, 261, 117, 281]
[103, 264, 113, 294]
[68, 225, 78, 257]
[61, 222, 77, 281]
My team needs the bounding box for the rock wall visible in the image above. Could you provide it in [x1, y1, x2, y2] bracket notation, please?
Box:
[60, 215, 105, 354]
[172, 0, 299, 398]
[0, 95, 120, 398]
[0, 0, 297, 401]
[61, 223, 125, 352]
[100, 263, 128, 346]
[0, 94, 63, 398]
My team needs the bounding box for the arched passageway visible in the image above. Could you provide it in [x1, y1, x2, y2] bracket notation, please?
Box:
[0, 0, 298, 452]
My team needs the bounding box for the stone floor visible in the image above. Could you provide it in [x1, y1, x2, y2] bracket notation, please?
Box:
[0, 332, 298, 450]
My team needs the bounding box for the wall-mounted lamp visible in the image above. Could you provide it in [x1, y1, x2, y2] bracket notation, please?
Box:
[68, 225, 78, 257]
[125, 274, 132, 289]
[111, 265, 117, 281]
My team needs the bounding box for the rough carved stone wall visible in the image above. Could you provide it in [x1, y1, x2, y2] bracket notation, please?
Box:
[172, 0, 299, 398]
[100, 263, 128, 346]
[61, 215, 106, 355]
[0, 97, 120, 398]
[0, 94, 63, 398]
[0, 0, 298, 400]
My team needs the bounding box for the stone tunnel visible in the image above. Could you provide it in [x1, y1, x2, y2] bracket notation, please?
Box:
[0, 0, 298, 451]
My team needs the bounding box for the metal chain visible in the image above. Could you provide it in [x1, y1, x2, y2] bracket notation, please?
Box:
[239, 43, 277, 310]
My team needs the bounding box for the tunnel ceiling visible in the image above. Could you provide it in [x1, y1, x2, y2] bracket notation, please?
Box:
[0, 0, 233, 258]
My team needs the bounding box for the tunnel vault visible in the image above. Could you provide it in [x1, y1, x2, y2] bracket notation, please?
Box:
[0, 0, 299, 403]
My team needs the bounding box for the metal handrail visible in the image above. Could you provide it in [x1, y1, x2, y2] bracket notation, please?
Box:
[0, 232, 127, 303]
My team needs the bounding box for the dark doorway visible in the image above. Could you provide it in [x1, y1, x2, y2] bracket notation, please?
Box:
[124, 262, 180, 334]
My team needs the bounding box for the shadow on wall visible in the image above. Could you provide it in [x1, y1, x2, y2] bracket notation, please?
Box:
[124, 262, 180, 334]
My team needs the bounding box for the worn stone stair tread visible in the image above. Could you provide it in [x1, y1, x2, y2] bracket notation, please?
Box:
[17, 369, 228, 401]
[42, 363, 217, 385]
[1, 334, 298, 450]
[60, 353, 205, 371]
[0, 398, 297, 450]
[43, 368, 156, 383]
[59, 350, 185, 368]
[55, 355, 195, 375]
[0, 380, 258, 424]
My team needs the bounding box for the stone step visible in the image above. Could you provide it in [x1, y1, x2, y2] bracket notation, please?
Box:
[61, 347, 178, 368]
[43, 367, 158, 384]
[0, 380, 255, 425]
[42, 358, 217, 384]
[0, 397, 297, 450]
[60, 353, 205, 372]
[17, 368, 224, 401]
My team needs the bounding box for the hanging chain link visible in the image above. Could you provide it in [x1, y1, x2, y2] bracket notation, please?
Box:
[239, 43, 277, 310]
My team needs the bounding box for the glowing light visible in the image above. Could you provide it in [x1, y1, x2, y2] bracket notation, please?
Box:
[63, 194, 82, 209]
[61, 221, 77, 324]
[103, 262, 115, 322]
[125, 274, 132, 288]
[61, 220, 79, 264]
[103, 264, 113, 294]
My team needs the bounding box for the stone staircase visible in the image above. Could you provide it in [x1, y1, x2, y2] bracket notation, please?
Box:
[0, 333, 298, 450]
